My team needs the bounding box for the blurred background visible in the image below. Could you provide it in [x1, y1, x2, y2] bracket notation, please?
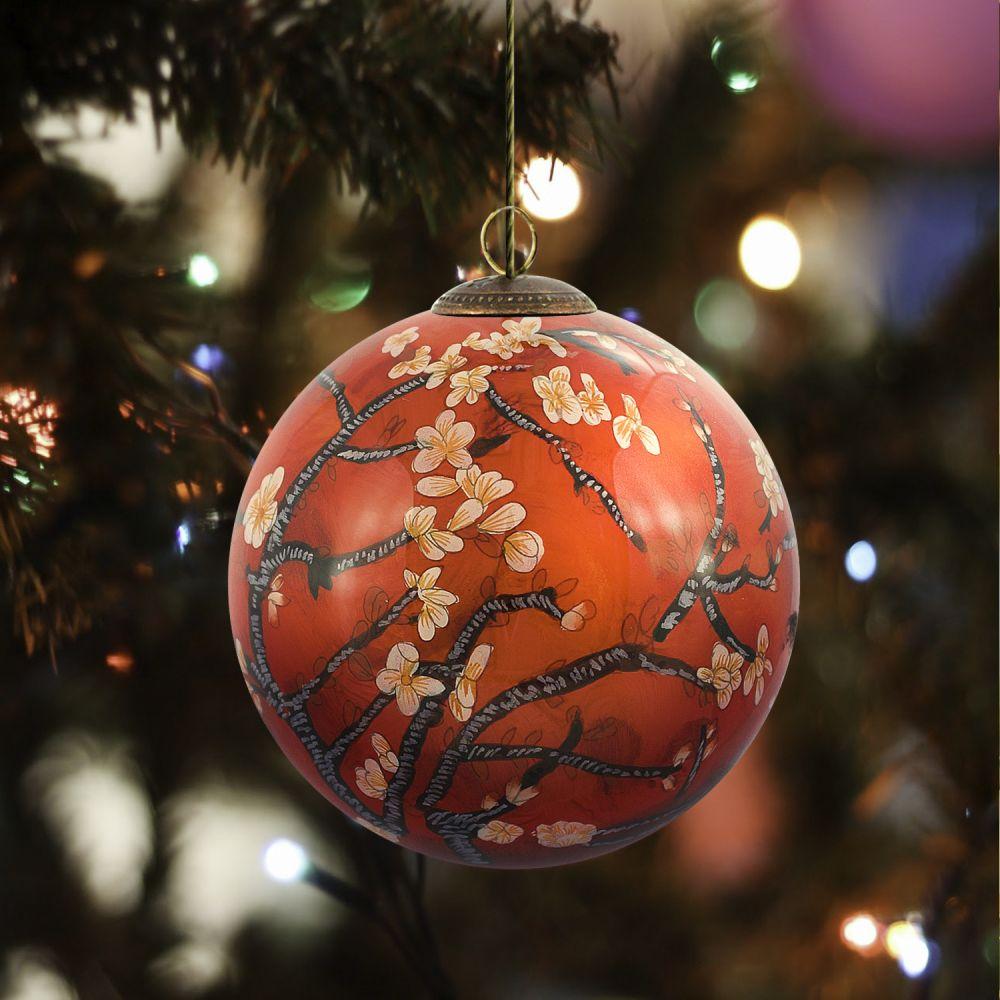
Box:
[0, 1, 996, 998]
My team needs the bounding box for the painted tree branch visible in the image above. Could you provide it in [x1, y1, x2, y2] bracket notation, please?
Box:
[484, 386, 646, 551]
[317, 370, 355, 424]
[271, 374, 430, 546]
[308, 530, 413, 597]
[467, 742, 682, 780]
[420, 644, 709, 810]
[700, 590, 756, 661]
[703, 551, 782, 595]
[335, 442, 420, 463]
[382, 590, 571, 833]
[653, 400, 725, 640]
[447, 589, 564, 663]
[543, 328, 637, 374]
[423, 714, 586, 864]
[281, 588, 417, 714]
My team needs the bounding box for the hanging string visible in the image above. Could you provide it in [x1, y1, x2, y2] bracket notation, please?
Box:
[479, 0, 536, 280]
[504, 0, 517, 279]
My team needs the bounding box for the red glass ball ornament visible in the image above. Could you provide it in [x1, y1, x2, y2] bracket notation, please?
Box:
[229, 282, 799, 868]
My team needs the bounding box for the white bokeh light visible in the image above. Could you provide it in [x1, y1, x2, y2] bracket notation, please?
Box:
[518, 157, 582, 221]
[155, 783, 342, 994]
[845, 540, 877, 582]
[2, 949, 78, 1000]
[187, 254, 220, 288]
[32, 102, 184, 205]
[23, 732, 153, 917]
[263, 839, 309, 883]
[840, 913, 879, 951]
[885, 920, 931, 978]
[739, 214, 802, 290]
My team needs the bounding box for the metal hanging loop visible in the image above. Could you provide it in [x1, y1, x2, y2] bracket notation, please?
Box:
[480, 205, 538, 278]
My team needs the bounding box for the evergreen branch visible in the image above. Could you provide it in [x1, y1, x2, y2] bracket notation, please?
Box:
[8, 0, 621, 221]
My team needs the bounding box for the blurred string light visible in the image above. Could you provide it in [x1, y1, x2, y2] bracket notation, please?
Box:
[845, 540, 877, 582]
[190, 343, 228, 374]
[885, 919, 933, 978]
[710, 35, 761, 94]
[694, 279, 757, 350]
[518, 157, 582, 221]
[186, 253, 220, 288]
[839, 911, 936, 979]
[262, 839, 310, 883]
[24, 732, 153, 917]
[175, 521, 192, 555]
[619, 307, 642, 324]
[739, 215, 802, 291]
[840, 912, 880, 953]
[1, 386, 58, 459]
[156, 783, 342, 994]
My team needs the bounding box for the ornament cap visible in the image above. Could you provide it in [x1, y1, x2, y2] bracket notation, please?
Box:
[432, 273, 597, 317]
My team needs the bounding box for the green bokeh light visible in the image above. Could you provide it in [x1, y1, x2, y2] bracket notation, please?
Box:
[694, 278, 757, 350]
[711, 35, 761, 94]
[187, 253, 220, 288]
[306, 255, 373, 313]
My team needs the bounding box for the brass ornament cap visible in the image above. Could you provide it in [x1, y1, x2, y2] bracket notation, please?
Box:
[432, 273, 597, 317]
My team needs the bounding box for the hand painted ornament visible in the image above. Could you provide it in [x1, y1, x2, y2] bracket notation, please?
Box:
[228, 274, 800, 867]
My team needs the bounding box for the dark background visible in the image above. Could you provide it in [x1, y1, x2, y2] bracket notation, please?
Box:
[0, 2, 996, 998]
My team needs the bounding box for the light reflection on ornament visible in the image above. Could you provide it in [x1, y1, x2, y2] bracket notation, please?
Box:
[187, 253, 220, 288]
[518, 157, 582, 221]
[739, 215, 802, 290]
[1, 386, 58, 459]
[710, 35, 761, 94]
[845, 540, 877, 582]
[840, 912, 880, 953]
[175, 521, 192, 555]
[694, 279, 757, 350]
[262, 838, 309, 883]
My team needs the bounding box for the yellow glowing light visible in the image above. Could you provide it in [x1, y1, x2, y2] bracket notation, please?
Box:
[841, 913, 880, 952]
[884, 920, 922, 959]
[518, 157, 582, 222]
[738, 215, 802, 290]
[1, 386, 58, 459]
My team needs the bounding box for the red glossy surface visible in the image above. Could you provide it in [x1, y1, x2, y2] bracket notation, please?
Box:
[228, 311, 799, 867]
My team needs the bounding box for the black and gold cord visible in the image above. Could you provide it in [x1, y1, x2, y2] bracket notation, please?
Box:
[503, 0, 517, 278]
[478, 0, 537, 280]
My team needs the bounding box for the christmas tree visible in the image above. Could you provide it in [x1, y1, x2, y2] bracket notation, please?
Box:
[1, 1, 996, 998]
